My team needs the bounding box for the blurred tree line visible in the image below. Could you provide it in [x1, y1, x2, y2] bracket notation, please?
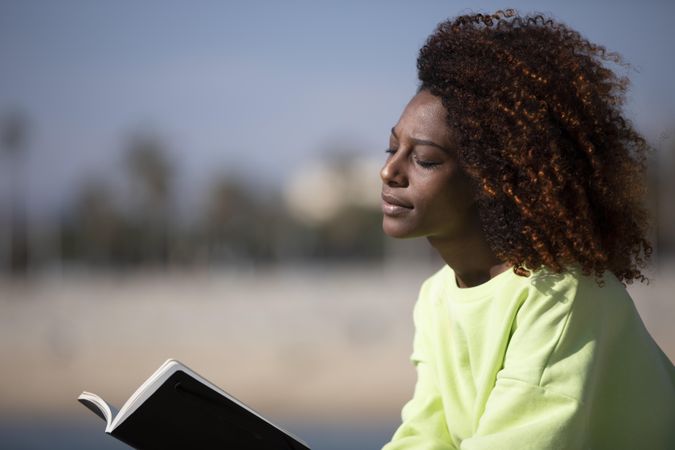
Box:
[56, 135, 385, 271]
[0, 119, 386, 274]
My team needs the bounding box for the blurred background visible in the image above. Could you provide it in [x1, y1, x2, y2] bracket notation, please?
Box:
[1, 1, 674, 449]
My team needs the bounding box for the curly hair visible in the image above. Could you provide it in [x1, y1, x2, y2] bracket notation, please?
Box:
[417, 9, 653, 285]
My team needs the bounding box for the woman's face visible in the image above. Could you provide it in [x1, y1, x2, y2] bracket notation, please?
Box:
[380, 90, 479, 239]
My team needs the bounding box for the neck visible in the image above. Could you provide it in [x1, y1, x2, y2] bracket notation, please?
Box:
[427, 214, 511, 288]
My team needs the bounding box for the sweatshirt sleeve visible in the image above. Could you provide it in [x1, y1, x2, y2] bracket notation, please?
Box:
[382, 284, 457, 450]
[459, 377, 584, 449]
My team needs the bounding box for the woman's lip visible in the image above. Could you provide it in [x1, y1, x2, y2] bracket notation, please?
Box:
[381, 192, 413, 208]
[381, 192, 413, 216]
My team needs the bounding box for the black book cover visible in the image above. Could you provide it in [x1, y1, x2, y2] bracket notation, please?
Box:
[110, 370, 309, 450]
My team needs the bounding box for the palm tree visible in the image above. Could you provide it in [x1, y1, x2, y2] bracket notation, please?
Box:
[124, 131, 173, 265]
[1, 111, 29, 276]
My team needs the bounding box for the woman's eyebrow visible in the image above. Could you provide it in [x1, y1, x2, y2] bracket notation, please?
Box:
[390, 126, 452, 154]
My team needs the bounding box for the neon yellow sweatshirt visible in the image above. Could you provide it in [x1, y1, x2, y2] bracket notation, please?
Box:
[382, 265, 675, 449]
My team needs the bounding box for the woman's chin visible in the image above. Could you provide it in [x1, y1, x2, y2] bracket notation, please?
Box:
[382, 217, 418, 239]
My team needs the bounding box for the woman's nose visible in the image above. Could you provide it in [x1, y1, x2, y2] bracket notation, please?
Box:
[380, 153, 407, 187]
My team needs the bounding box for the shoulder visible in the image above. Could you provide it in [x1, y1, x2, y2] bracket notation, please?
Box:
[516, 264, 631, 318]
[420, 264, 455, 292]
[527, 264, 628, 304]
[410, 265, 453, 323]
[412, 265, 460, 312]
[518, 265, 634, 336]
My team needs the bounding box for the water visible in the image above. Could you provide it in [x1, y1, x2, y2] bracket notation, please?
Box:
[0, 420, 396, 450]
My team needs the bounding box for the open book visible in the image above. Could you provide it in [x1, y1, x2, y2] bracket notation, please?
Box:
[78, 358, 311, 449]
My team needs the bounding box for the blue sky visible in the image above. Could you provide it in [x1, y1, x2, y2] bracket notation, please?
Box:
[1, 0, 673, 217]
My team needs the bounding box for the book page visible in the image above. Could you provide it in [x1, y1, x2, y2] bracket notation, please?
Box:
[78, 391, 117, 430]
[111, 358, 179, 430]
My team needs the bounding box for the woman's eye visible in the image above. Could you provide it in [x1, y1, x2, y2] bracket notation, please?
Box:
[415, 158, 441, 169]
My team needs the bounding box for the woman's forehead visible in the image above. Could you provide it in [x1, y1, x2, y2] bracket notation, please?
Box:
[394, 91, 452, 142]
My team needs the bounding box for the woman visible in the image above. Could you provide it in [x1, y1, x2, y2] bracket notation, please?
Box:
[380, 10, 674, 449]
